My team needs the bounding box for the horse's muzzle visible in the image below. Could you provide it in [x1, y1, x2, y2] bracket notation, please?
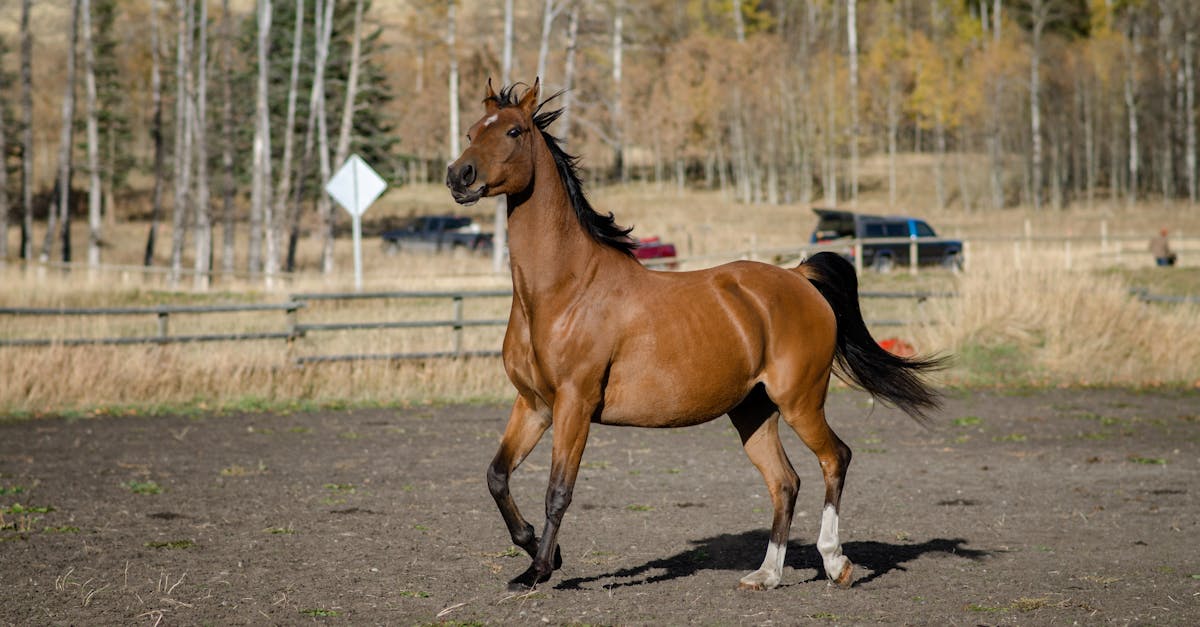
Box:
[446, 162, 486, 205]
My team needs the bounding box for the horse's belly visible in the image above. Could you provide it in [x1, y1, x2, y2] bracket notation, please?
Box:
[596, 361, 756, 428]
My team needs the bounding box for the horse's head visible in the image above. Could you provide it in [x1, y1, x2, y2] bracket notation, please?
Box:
[447, 78, 541, 206]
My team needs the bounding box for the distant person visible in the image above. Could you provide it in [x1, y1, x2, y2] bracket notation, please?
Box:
[1148, 228, 1176, 267]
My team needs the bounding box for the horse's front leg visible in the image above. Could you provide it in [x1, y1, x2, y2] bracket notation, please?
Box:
[486, 396, 558, 571]
[508, 393, 594, 591]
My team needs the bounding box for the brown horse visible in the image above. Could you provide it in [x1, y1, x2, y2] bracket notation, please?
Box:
[446, 79, 944, 592]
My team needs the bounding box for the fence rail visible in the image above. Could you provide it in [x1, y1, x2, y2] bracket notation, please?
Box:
[0, 302, 303, 347]
[2, 286, 1190, 360]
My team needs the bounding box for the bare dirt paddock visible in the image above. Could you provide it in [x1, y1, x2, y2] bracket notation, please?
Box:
[2, 388, 1199, 625]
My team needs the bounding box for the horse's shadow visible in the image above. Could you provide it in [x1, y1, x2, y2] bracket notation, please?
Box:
[556, 531, 988, 590]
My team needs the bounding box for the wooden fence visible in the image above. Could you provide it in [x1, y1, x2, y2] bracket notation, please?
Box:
[3, 283, 1192, 362]
[0, 288, 956, 363]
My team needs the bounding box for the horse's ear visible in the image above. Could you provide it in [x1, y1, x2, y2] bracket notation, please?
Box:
[517, 77, 540, 115]
[483, 78, 499, 113]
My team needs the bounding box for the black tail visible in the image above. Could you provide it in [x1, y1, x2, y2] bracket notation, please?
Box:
[799, 252, 946, 423]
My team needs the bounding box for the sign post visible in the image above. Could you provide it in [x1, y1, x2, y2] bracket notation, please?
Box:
[325, 154, 387, 291]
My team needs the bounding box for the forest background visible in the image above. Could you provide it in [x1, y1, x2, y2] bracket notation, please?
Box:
[2, 0, 1199, 279]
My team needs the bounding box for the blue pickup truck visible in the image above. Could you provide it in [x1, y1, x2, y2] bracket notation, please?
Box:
[810, 208, 963, 272]
[381, 215, 493, 254]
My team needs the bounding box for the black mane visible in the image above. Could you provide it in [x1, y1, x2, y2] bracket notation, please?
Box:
[491, 84, 637, 257]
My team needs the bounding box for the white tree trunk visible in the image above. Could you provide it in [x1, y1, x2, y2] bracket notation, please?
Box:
[192, 0, 211, 289]
[847, 0, 859, 204]
[42, 0, 79, 264]
[220, 0, 236, 276]
[0, 90, 7, 263]
[303, 0, 333, 273]
[560, 2, 580, 140]
[446, 0, 460, 160]
[269, 0, 305, 282]
[1187, 27, 1197, 204]
[731, 0, 745, 42]
[169, 0, 194, 284]
[537, 0, 564, 84]
[82, 0, 102, 270]
[1030, 5, 1044, 211]
[1126, 18, 1141, 207]
[611, 0, 626, 182]
[19, 0, 34, 261]
[250, 0, 272, 276]
[493, 0, 514, 275]
[145, 0, 165, 266]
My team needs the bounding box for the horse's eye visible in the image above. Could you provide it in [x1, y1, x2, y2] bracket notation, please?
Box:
[507, 127, 521, 138]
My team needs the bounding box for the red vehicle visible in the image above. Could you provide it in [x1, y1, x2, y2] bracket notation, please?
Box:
[634, 237, 678, 269]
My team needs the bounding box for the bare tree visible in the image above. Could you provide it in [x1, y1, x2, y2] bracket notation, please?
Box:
[1125, 14, 1141, 207]
[192, 0, 211, 289]
[847, 0, 859, 204]
[0, 93, 7, 264]
[446, 0, 460, 160]
[1028, 0, 1048, 210]
[220, 0, 236, 276]
[41, 0, 80, 264]
[322, 0, 365, 275]
[144, 0, 165, 266]
[249, 0, 272, 276]
[291, 0, 334, 272]
[493, 0, 514, 275]
[537, 0, 567, 86]
[169, 0, 194, 283]
[18, 0, 34, 261]
[314, 0, 335, 274]
[82, 0, 102, 269]
[560, 1, 581, 140]
[270, 0, 305, 281]
[1187, 25, 1197, 203]
[611, 0, 625, 183]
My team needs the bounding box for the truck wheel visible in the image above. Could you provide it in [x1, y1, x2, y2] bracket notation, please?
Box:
[873, 254, 895, 273]
[942, 251, 963, 271]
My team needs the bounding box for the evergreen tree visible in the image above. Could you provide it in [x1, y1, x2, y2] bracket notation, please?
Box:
[233, 0, 399, 195]
[92, 0, 135, 208]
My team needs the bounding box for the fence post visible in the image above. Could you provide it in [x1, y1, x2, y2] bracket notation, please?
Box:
[854, 240, 863, 275]
[909, 235, 918, 276]
[157, 311, 169, 341]
[452, 296, 464, 356]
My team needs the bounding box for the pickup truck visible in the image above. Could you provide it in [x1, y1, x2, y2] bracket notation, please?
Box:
[381, 215, 493, 253]
[809, 208, 963, 272]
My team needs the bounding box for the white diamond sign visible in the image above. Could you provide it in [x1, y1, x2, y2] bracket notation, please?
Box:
[325, 155, 386, 291]
[325, 154, 386, 217]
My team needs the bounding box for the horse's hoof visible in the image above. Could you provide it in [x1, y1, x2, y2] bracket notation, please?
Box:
[737, 581, 769, 592]
[831, 561, 855, 588]
[507, 564, 553, 592]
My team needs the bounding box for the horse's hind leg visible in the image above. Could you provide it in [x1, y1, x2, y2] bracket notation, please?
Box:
[729, 391, 799, 591]
[486, 396, 558, 569]
[779, 400, 854, 587]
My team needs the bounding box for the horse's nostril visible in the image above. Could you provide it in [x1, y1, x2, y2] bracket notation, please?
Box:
[462, 164, 476, 187]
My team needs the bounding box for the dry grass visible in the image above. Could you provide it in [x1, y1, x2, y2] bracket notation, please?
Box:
[910, 251, 1200, 387]
[3, 182, 1200, 415]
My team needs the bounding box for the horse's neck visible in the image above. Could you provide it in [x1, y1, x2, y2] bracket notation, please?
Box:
[505, 144, 612, 305]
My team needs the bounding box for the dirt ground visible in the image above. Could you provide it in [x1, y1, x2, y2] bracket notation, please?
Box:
[2, 387, 1198, 626]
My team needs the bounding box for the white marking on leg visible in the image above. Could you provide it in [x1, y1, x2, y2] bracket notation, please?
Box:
[483, 114, 499, 127]
[740, 540, 786, 589]
[817, 505, 849, 581]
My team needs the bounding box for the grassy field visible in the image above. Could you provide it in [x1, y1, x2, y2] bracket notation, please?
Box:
[2, 183, 1199, 415]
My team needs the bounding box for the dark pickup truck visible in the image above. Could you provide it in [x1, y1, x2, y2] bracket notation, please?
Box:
[381, 215, 493, 253]
[809, 208, 963, 272]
